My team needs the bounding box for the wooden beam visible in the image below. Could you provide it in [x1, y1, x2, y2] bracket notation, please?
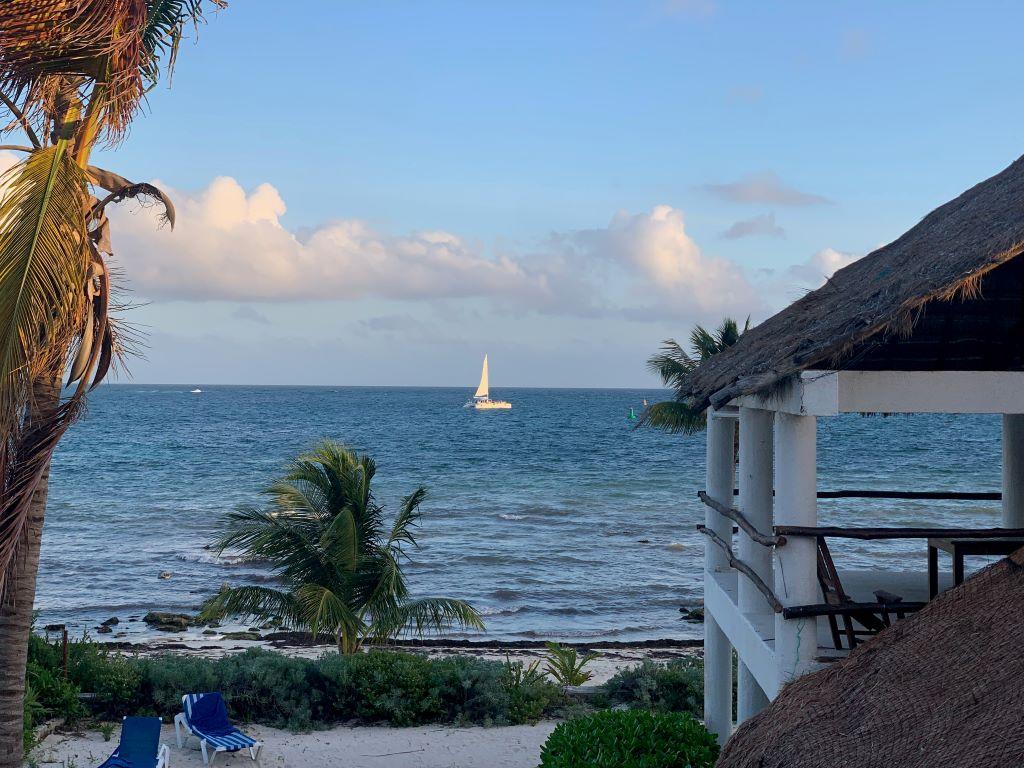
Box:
[697, 525, 783, 613]
[782, 602, 927, 620]
[774, 525, 1024, 540]
[699, 491, 785, 547]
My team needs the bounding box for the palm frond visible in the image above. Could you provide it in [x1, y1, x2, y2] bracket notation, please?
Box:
[370, 596, 484, 641]
[633, 400, 706, 434]
[293, 582, 361, 641]
[0, 144, 90, 431]
[388, 487, 426, 550]
[198, 584, 299, 626]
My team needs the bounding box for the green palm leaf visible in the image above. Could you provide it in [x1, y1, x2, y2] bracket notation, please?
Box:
[0, 143, 90, 428]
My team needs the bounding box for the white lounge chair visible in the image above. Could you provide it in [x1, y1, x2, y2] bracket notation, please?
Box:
[174, 692, 262, 765]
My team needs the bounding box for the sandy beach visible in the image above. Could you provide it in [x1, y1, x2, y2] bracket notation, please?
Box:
[32, 722, 558, 768]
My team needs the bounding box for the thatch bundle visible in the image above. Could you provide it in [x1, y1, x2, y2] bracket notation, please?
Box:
[717, 548, 1024, 768]
[683, 154, 1024, 411]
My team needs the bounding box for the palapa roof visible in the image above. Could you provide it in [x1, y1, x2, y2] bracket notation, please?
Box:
[715, 547, 1024, 768]
[686, 154, 1024, 411]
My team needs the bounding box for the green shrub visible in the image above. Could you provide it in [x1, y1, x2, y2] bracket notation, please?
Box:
[25, 634, 567, 731]
[23, 681, 45, 756]
[538, 709, 719, 768]
[68, 643, 141, 715]
[27, 662, 84, 722]
[601, 658, 703, 716]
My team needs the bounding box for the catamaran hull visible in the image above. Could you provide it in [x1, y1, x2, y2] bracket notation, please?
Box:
[468, 399, 512, 411]
[471, 400, 512, 410]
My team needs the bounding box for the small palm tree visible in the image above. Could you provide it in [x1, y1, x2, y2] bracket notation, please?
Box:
[637, 317, 749, 434]
[200, 440, 484, 654]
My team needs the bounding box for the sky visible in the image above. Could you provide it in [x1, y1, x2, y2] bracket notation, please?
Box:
[72, 1, 1024, 388]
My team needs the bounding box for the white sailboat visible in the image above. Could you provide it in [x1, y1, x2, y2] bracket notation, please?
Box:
[466, 354, 511, 410]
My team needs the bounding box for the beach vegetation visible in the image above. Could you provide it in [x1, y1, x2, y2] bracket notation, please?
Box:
[600, 657, 703, 716]
[542, 642, 599, 686]
[26, 635, 564, 731]
[0, 1, 224, 763]
[538, 709, 719, 768]
[199, 440, 484, 653]
[637, 317, 750, 433]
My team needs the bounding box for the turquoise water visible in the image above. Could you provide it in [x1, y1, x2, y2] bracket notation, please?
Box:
[38, 386, 1005, 641]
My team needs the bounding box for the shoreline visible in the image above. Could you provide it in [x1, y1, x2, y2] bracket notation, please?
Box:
[83, 630, 704, 687]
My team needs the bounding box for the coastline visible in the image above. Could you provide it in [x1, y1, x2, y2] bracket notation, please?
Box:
[87, 630, 703, 686]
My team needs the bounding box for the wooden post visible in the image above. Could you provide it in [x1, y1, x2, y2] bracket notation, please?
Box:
[773, 412, 818, 685]
[704, 410, 735, 745]
[1002, 414, 1024, 526]
[737, 406, 773, 720]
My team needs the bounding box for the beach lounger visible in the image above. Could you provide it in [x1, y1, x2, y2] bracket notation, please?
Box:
[97, 716, 170, 768]
[174, 692, 262, 765]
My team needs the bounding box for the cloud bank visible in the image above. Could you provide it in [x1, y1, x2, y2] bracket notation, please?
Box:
[110, 178, 765, 322]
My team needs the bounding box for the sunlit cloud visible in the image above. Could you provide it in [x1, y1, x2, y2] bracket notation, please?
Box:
[109, 178, 766, 322]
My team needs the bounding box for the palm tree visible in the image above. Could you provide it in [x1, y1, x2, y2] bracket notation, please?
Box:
[0, 2, 222, 762]
[637, 317, 750, 434]
[200, 441, 484, 654]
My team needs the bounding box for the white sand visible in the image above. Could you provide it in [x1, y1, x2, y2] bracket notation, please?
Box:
[31, 722, 557, 768]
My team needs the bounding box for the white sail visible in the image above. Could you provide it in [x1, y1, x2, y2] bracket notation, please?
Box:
[474, 355, 489, 399]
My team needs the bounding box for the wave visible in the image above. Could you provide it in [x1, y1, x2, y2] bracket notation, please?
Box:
[498, 513, 525, 521]
[477, 605, 524, 617]
[174, 552, 254, 567]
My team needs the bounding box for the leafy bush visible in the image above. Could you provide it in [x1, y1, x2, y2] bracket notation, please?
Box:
[26, 662, 84, 722]
[601, 658, 703, 716]
[23, 681, 45, 756]
[26, 635, 565, 730]
[538, 709, 719, 768]
[543, 642, 599, 686]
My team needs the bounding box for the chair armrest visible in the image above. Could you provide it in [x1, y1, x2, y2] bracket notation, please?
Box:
[157, 743, 170, 768]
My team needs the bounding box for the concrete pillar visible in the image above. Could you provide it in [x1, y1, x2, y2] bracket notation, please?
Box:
[704, 410, 735, 745]
[738, 662, 770, 722]
[773, 412, 818, 686]
[705, 411, 736, 573]
[737, 406, 774, 720]
[1002, 414, 1024, 527]
[704, 614, 733, 746]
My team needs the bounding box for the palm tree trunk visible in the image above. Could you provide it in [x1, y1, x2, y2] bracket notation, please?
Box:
[0, 379, 60, 767]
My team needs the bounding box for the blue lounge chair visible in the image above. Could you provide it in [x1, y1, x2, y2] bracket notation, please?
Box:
[174, 692, 262, 765]
[98, 716, 169, 768]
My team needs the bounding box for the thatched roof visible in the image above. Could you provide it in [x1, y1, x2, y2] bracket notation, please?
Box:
[716, 547, 1024, 768]
[686, 154, 1024, 410]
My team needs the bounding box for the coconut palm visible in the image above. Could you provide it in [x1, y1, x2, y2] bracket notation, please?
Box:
[637, 317, 749, 434]
[0, 2, 222, 762]
[200, 441, 484, 654]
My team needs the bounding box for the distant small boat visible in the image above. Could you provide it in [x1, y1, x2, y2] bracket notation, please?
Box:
[190, 388, 202, 394]
[465, 355, 511, 410]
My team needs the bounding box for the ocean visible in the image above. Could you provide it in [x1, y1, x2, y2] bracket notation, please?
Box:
[38, 385, 1005, 642]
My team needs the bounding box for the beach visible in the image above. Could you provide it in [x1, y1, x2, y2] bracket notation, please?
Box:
[33, 722, 558, 768]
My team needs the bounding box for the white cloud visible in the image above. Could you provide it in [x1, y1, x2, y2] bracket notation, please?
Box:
[787, 247, 858, 285]
[721, 212, 785, 240]
[111, 176, 552, 304]
[703, 171, 831, 206]
[108, 177, 763, 322]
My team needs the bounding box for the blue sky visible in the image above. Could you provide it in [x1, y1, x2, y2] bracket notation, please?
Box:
[81, 1, 1024, 387]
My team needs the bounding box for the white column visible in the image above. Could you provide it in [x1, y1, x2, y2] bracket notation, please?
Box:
[773, 412, 818, 686]
[704, 410, 735, 745]
[737, 406, 773, 719]
[1003, 414, 1024, 527]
